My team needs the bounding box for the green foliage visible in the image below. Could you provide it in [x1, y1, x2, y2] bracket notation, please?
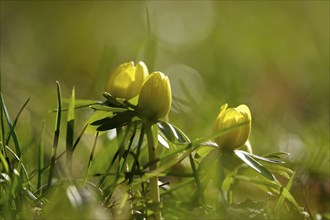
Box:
[1, 2, 328, 219]
[0, 81, 311, 219]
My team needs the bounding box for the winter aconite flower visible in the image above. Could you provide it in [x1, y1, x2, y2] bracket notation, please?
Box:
[105, 61, 149, 100]
[138, 72, 172, 121]
[214, 104, 252, 150]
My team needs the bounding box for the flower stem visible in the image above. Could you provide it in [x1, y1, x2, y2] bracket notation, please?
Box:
[145, 122, 161, 219]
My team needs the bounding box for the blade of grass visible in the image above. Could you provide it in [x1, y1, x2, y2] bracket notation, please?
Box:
[50, 101, 102, 112]
[103, 123, 138, 202]
[47, 81, 62, 190]
[132, 123, 145, 172]
[0, 71, 4, 155]
[235, 174, 300, 210]
[37, 121, 45, 195]
[0, 149, 9, 173]
[98, 125, 130, 188]
[89, 105, 127, 112]
[134, 141, 205, 189]
[4, 97, 30, 157]
[84, 131, 99, 185]
[274, 172, 296, 213]
[30, 124, 88, 180]
[119, 122, 137, 173]
[72, 123, 88, 152]
[66, 86, 75, 173]
[103, 124, 138, 203]
[0, 93, 9, 164]
[5, 146, 29, 181]
[144, 6, 156, 70]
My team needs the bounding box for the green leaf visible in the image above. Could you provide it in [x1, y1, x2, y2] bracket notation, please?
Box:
[262, 162, 294, 179]
[103, 92, 124, 107]
[62, 98, 101, 105]
[157, 122, 175, 142]
[89, 104, 127, 112]
[144, 6, 156, 70]
[240, 151, 285, 164]
[5, 145, 30, 181]
[234, 150, 275, 181]
[235, 174, 280, 190]
[194, 144, 217, 159]
[222, 174, 235, 193]
[1, 95, 29, 157]
[66, 87, 75, 172]
[84, 132, 99, 184]
[67, 87, 75, 122]
[97, 125, 133, 189]
[0, 149, 9, 173]
[158, 121, 190, 143]
[262, 151, 290, 160]
[37, 121, 45, 195]
[86, 110, 112, 123]
[91, 111, 137, 131]
[227, 199, 267, 219]
[72, 123, 89, 152]
[119, 123, 138, 174]
[53, 99, 101, 112]
[275, 172, 296, 213]
[158, 133, 170, 149]
[197, 148, 220, 192]
[85, 111, 113, 134]
[161, 179, 195, 196]
[47, 81, 62, 190]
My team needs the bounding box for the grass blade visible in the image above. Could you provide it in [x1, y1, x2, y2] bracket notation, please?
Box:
[5, 97, 30, 157]
[89, 105, 127, 112]
[0, 94, 9, 161]
[5, 146, 30, 181]
[66, 86, 75, 173]
[0, 71, 4, 156]
[37, 121, 45, 195]
[0, 95, 14, 172]
[72, 123, 89, 152]
[84, 131, 99, 185]
[47, 81, 62, 190]
[144, 6, 156, 70]
[275, 172, 298, 213]
[0, 149, 9, 173]
[30, 123, 89, 181]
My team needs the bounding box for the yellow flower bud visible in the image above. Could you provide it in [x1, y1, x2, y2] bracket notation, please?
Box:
[214, 104, 252, 150]
[105, 61, 149, 100]
[138, 72, 172, 121]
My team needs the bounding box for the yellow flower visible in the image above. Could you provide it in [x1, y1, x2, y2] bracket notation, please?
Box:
[138, 72, 172, 121]
[105, 61, 148, 100]
[214, 104, 252, 150]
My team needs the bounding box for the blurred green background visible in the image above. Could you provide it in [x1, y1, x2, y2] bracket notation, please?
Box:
[1, 0, 329, 216]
